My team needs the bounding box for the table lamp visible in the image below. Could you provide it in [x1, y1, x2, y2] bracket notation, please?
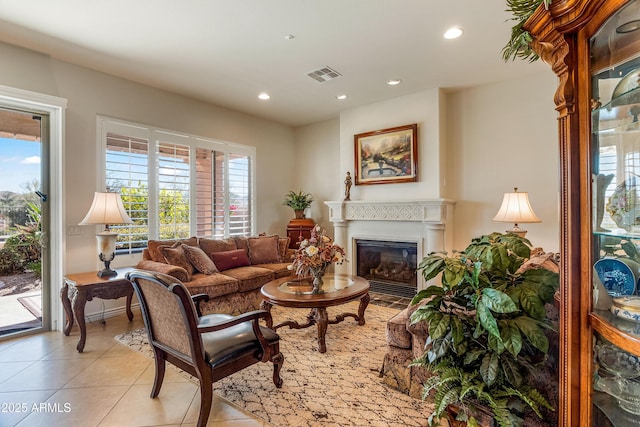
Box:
[492, 187, 541, 237]
[79, 192, 133, 277]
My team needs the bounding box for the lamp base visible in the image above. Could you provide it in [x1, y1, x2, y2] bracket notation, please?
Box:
[97, 268, 117, 278]
[505, 224, 528, 238]
[97, 246, 117, 278]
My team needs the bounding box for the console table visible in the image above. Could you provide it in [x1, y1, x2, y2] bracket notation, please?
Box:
[61, 266, 135, 352]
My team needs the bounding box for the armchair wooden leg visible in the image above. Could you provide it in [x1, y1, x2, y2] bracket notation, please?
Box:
[271, 351, 284, 388]
[197, 381, 213, 427]
[151, 347, 166, 398]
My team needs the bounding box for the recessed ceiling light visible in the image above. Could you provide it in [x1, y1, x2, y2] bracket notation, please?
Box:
[336, 94, 347, 100]
[285, 34, 295, 40]
[387, 79, 401, 86]
[444, 26, 463, 39]
[258, 92, 270, 100]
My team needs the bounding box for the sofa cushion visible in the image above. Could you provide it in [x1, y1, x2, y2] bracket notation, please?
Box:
[199, 237, 237, 258]
[183, 273, 239, 298]
[248, 235, 280, 265]
[233, 236, 249, 253]
[136, 259, 191, 283]
[253, 262, 293, 278]
[222, 266, 275, 292]
[160, 243, 195, 281]
[182, 244, 218, 274]
[278, 237, 291, 262]
[211, 249, 251, 271]
[148, 237, 198, 263]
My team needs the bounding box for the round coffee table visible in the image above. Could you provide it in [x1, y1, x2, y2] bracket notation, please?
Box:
[260, 274, 370, 353]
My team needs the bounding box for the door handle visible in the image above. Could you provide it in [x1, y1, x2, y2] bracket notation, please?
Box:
[35, 191, 47, 202]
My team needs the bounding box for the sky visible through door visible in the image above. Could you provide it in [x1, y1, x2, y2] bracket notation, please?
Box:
[0, 109, 43, 336]
[0, 136, 40, 192]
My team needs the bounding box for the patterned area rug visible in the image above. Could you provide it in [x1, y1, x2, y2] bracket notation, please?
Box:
[115, 301, 433, 426]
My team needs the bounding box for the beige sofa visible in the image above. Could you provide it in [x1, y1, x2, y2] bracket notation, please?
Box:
[136, 235, 294, 315]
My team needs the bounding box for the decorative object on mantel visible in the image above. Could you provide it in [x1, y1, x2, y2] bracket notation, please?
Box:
[344, 171, 352, 201]
[288, 225, 345, 291]
[283, 190, 314, 219]
[492, 187, 541, 237]
[79, 192, 133, 277]
[353, 123, 418, 185]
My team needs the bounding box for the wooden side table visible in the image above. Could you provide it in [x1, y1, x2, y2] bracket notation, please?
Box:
[61, 266, 135, 352]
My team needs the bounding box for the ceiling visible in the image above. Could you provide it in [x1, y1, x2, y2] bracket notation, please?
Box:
[0, 0, 547, 127]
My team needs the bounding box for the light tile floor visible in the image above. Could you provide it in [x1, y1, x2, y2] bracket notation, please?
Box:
[0, 310, 270, 427]
[0, 291, 410, 427]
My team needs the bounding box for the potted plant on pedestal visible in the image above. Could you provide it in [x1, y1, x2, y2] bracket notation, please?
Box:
[283, 190, 315, 249]
[283, 190, 314, 219]
[410, 233, 559, 427]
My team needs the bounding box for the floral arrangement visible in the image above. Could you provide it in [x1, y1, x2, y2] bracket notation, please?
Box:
[289, 225, 345, 279]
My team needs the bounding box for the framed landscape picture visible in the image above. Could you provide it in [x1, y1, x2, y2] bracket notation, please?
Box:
[354, 123, 418, 185]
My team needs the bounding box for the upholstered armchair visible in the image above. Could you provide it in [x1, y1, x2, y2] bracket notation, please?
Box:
[126, 270, 284, 427]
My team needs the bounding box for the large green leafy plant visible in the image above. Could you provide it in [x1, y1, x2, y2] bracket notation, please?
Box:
[410, 233, 559, 427]
[502, 0, 551, 62]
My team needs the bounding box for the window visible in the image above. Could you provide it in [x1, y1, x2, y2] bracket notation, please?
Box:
[99, 117, 255, 252]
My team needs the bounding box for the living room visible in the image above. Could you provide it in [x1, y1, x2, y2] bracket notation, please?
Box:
[0, 1, 564, 426]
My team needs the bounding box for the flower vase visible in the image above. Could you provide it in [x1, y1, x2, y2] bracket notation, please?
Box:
[310, 264, 328, 292]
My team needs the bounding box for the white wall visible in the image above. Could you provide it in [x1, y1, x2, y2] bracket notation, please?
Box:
[0, 41, 296, 319]
[338, 88, 446, 201]
[447, 72, 560, 252]
[292, 119, 340, 231]
[295, 72, 560, 253]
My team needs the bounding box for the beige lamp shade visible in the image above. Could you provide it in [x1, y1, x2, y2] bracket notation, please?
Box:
[79, 192, 132, 277]
[79, 192, 133, 227]
[493, 188, 541, 237]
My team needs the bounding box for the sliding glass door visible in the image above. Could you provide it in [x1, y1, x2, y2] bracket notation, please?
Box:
[0, 108, 48, 338]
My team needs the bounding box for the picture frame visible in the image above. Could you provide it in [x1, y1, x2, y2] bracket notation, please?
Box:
[354, 123, 418, 185]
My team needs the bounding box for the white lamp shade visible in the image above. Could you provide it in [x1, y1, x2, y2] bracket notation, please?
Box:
[79, 192, 133, 226]
[493, 190, 541, 224]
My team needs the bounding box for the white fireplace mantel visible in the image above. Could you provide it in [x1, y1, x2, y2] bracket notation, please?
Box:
[325, 199, 454, 223]
[324, 199, 455, 288]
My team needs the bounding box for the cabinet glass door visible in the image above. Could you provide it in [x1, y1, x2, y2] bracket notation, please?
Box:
[591, 0, 640, 423]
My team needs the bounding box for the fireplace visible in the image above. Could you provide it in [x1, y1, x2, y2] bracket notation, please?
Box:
[356, 239, 418, 298]
[325, 199, 455, 294]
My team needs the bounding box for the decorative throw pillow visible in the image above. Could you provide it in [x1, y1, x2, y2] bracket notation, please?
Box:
[211, 249, 251, 271]
[247, 235, 280, 264]
[148, 237, 198, 262]
[182, 244, 218, 274]
[278, 237, 291, 262]
[160, 243, 194, 281]
[199, 237, 237, 258]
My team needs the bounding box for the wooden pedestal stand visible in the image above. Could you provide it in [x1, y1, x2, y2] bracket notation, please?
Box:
[286, 218, 315, 249]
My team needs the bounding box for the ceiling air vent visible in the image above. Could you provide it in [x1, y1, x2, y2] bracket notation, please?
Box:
[307, 66, 342, 83]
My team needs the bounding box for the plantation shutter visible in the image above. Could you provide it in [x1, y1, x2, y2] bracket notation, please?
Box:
[195, 148, 214, 237]
[227, 152, 252, 236]
[156, 141, 191, 239]
[101, 117, 255, 248]
[105, 132, 149, 252]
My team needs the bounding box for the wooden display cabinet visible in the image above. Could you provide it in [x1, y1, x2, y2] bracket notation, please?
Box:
[525, 0, 640, 425]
